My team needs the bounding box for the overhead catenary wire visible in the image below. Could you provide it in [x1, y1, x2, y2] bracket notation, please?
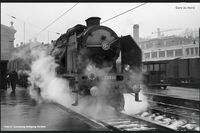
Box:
[3, 3, 145, 43]
[101, 3, 147, 24]
[31, 3, 79, 39]
[2, 12, 61, 35]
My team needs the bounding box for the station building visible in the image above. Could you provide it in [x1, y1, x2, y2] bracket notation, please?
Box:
[1, 22, 16, 90]
[133, 24, 200, 88]
[139, 36, 199, 62]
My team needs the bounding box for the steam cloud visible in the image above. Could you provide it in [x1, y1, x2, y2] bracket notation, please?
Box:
[28, 48, 73, 105]
[11, 42, 149, 120]
[123, 70, 149, 115]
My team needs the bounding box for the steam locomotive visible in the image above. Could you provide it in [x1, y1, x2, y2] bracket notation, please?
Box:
[51, 17, 142, 111]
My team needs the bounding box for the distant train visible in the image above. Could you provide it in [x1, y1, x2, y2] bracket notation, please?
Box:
[51, 17, 142, 111]
[143, 57, 200, 89]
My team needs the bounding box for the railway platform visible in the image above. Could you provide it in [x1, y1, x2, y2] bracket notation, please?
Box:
[1, 85, 199, 131]
[0, 86, 108, 131]
[143, 86, 200, 101]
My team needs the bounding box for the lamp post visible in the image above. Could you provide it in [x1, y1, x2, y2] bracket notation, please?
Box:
[48, 31, 49, 44]
[199, 28, 200, 57]
[24, 22, 25, 45]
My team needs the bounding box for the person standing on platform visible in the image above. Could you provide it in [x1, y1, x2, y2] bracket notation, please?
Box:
[8, 70, 18, 92]
[6, 74, 10, 89]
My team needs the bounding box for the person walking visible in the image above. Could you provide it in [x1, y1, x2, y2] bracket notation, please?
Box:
[8, 70, 18, 92]
[6, 74, 10, 89]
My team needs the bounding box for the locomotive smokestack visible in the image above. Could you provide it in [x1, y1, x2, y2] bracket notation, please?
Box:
[133, 24, 139, 43]
[85, 17, 101, 27]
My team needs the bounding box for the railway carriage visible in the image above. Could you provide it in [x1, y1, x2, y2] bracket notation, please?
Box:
[143, 57, 200, 88]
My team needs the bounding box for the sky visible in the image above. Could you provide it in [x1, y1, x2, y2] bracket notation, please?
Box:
[1, 3, 200, 46]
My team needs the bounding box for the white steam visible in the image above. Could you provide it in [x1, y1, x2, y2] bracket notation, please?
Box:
[27, 47, 73, 105]
[123, 91, 149, 115]
[123, 70, 149, 115]
[12, 42, 149, 120]
[27, 45, 114, 119]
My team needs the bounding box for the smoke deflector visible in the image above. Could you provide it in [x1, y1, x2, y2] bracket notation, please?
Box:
[120, 35, 142, 69]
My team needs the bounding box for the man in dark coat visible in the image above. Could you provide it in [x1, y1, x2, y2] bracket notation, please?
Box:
[8, 71, 18, 92]
[6, 74, 10, 89]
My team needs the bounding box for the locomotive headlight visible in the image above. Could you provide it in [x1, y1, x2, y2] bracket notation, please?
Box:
[86, 64, 93, 71]
[101, 40, 110, 50]
[88, 72, 96, 80]
[90, 86, 99, 96]
[124, 64, 130, 71]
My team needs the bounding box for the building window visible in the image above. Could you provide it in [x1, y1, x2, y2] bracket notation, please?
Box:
[186, 48, 189, 55]
[151, 52, 157, 58]
[149, 64, 153, 71]
[167, 50, 174, 57]
[155, 41, 162, 47]
[166, 39, 176, 47]
[146, 43, 153, 49]
[144, 53, 150, 59]
[195, 47, 199, 55]
[160, 64, 166, 71]
[191, 48, 194, 55]
[177, 40, 180, 45]
[154, 64, 159, 71]
[175, 49, 183, 56]
[142, 65, 147, 72]
[159, 51, 165, 58]
[163, 41, 166, 46]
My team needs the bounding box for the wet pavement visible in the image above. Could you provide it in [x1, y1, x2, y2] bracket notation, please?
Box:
[0, 87, 105, 131]
[143, 86, 200, 101]
[1, 85, 199, 131]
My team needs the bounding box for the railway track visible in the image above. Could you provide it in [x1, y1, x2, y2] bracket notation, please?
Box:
[55, 103, 177, 131]
[121, 102, 199, 131]
[54, 92, 199, 131]
[134, 108, 199, 131]
[148, 100, 200, 122]
[130, 92, 200, 131]
[143, 92, 200, 109]
[95, 112, 176, 131]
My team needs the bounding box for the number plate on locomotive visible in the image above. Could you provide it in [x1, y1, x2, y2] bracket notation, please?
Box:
[104, 75, 116, 80]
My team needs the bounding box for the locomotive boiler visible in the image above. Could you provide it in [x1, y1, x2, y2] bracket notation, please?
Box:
[51, 17, 142, 111]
